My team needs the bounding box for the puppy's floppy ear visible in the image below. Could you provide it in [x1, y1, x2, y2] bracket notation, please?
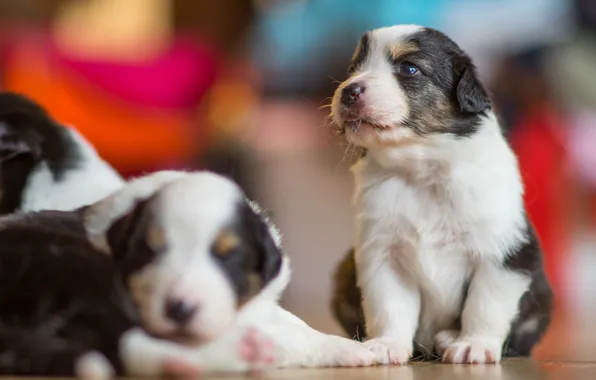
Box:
[105, 197, 158, 259]
[454, 57, 492, 113]
[250, 209, 282, 285]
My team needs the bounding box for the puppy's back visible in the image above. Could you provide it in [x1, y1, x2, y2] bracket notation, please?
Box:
[0, 210, 132, 375]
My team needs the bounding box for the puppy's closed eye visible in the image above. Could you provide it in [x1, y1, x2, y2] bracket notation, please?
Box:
[213, 230, 240, 258]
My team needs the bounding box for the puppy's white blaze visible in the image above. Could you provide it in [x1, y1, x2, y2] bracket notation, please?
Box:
[168, 257, 237, 341]
[20, 128, 125, 213]
[371, 24, 424, 46]
[85, 170, 189, 253]
[146, 173, 245, 340]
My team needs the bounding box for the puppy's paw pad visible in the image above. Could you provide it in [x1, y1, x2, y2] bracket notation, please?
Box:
[75, 351, 115, 380]
[363, 338, 411, 365]
[316, 337, 376, 367]
[434, 330, 460, 357]
[442, 338, 501, 364]
[238, 328, 276, 370]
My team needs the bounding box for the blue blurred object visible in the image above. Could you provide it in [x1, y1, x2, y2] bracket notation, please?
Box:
[252, 0, 447, 74]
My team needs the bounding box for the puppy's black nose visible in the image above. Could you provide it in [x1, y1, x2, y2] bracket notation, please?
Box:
[341, 83, 365, 106]
[165, 299, 197, 325]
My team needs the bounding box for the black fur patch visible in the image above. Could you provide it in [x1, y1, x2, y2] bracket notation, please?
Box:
[0, 210, 134, 376]
[212, 201, 282, 303]
[389, 28, 491, 138]
[106, 198, 162, 281]
[331, 248, 365, 341]
[348, 32, 370, 75]
[0, 92, 82, 214]
[502, 222, 554, 356]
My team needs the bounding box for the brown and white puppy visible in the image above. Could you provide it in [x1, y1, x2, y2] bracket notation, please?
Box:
[330, 25, 553, 365]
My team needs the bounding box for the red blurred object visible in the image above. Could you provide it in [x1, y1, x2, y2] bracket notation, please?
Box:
[509, 106, 570, 297]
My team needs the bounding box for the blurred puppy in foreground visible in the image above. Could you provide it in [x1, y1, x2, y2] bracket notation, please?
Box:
[0, 92, 376, 375]
[330, 25, 553, 364]
[0, 171, 279, 377]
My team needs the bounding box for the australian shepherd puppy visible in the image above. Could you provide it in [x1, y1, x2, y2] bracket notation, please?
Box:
[330, 25, 553, 364]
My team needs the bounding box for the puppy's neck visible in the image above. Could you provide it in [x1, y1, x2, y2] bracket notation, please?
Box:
[354, 112, 510, 185]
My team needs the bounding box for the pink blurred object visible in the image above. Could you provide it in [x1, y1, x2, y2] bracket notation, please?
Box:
[53, 33, 220, 110]
[569, 111, 596, 188]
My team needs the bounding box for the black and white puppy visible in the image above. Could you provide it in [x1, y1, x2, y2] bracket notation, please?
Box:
[0, 92, 376, 370]
[0, 92, 124, 214]
[0, 171, 280, 377]
[330, 25, 553, 364]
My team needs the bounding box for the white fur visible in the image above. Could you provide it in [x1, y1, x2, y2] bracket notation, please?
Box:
[353, 114, 530, 364]
[20, 128, 124, 213]
[74, 351, 114, 380]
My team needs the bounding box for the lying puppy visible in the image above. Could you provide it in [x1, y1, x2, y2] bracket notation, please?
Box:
[0, 92, 124, 214]
[330, 25, 553, 364]
[0, 92, 376, 369]
[0, 171, 279, 377]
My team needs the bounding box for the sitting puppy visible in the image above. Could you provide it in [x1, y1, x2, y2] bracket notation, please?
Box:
[0, 171, 278, 377]
[0, 92, 376, 369]
[330, 25, 553, 364]
[0, 92, 124, 214]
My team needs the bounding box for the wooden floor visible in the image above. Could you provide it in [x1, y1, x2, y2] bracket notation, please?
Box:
[12, 309, 596, 379]
[198, 309, 596, 380]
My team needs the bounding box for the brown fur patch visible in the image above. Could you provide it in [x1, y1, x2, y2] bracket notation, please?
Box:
[147, 225, 166, 251]
[390, 42, 418, 61]
[213, 230, 240, 257]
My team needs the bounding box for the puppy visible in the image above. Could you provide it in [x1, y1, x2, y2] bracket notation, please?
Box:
[330, 25, 553, 364]
[90, 170, 377, 370]
[0, 92, 124, 214]
[0, 171, 281, 377]
[0, 93, 377, 370]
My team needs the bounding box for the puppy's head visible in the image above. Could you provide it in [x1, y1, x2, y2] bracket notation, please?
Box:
[331, 25, 491, 149]
[88, 172, 282, 344]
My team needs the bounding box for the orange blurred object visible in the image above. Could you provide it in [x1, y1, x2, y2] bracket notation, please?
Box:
[3, 42, 200, 177]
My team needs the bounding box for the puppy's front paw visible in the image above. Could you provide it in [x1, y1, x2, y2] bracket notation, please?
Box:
[442, 337, 502, 364]
[363, 337, 412, 365]
[307, 336, 376, 368]
[238, 328, 276, 371]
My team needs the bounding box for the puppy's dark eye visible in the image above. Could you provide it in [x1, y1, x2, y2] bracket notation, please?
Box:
[395, 61, 420, 77]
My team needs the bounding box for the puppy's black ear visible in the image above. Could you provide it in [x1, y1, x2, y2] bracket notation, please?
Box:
[0, 122, 41, 163]
[105, 198, 151, 260]
[252, 212, 282, 285]
[455, 58, 491, 113]
[0, 93, 49, 163]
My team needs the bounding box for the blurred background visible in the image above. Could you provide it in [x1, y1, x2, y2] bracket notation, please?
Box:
[0, 0, 595, 358]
